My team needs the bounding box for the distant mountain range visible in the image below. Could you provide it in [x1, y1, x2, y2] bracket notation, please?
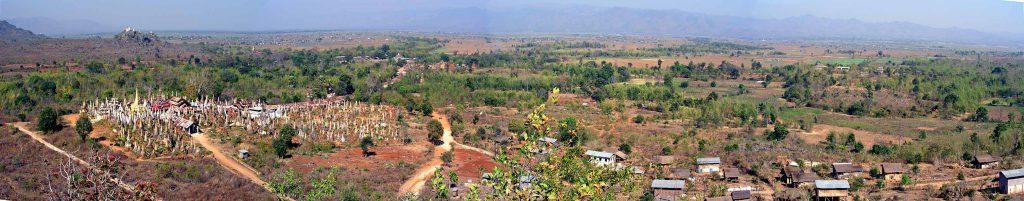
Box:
[0, 20, 44, 41]
[4, 7, 1022, 46]
[388, 6, 1023, 46]
[5, 17, 114, 36]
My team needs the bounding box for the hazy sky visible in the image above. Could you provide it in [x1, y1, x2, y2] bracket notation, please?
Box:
[2, 0, 1023, 33]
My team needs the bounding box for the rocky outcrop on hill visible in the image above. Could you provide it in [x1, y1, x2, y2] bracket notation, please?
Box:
[114, 27, 160, 44]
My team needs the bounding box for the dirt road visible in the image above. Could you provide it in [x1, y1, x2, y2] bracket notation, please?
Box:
[191, 134, 265, 186]
[397, 112, 454, 196]
[8, 122, 150, 199]
[191, 134, 297, 200]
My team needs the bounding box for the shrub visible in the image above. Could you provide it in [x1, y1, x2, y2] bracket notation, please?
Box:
[75, 115, 93, 141]
[36, 107, 61, 132]
[360, 137, 374, 157]
[441, 150, 454, 164]
[766, 124, 788, 141]
[428, 119, 444, 143]
[632, 115, 645, 124]
[618, 143, 632, 154]
[273, 124, 296, 158]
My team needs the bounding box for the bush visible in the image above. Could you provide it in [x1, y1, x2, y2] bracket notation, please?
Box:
[428, 119, 444, 143]
[868, 144, 893, 155]
[75, 115, 93, 141]
[766, 124, 788, 141]
[360, 137, 374, 157]
[619, 143, 632, 154]
[441, 150, 454, 164]
[36, 107, 61, 133]
[632, 115, 645, 124]
[273, 124, 296, 158]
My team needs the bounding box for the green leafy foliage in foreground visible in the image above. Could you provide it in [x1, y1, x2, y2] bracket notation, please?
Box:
[434, 89, 643, 200]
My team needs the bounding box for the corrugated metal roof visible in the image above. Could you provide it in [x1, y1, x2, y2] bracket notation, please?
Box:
[651, 179, 686, 189]
[815, 180, 850, 189]
[1001, 168, 1024, 179]
[696, 157, 721, 164]
[585, 150, 614, 158]
[539, 137, 558, 143]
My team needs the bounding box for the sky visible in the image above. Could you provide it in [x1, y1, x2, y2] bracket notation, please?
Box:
[1, 0, 1023, 34]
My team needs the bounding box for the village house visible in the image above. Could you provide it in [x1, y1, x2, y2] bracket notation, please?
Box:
[974, 154, 1001, 169]
[655, 155, 675, 167]
[168, 97, 190, 107]
[880, 163, 904, 181]
[731, 190, 752, 201]
[781, 167, 819, 187]
[650, 179, 686, 201]
[722, 168, 741, 181]
[696, 157, 722, 173]
[614, 151, 628, 162]
[815, 180, 851, 201]
[1000, 168, 1024, 194]
[585, 150, 615, 166]
[177, 120, 200, 134]
[831, 163, 864, 179]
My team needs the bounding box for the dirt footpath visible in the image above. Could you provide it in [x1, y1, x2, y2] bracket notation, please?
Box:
[397, 111, 454, 196]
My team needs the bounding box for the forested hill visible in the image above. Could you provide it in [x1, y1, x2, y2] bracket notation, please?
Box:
[0, 20, 45, 41]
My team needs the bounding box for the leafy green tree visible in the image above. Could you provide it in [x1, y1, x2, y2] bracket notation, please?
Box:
[557, 117, 588, 146]
[431, 168, 449, 199]
[662, 146, 673, 155]
[869, 144, 892, 155]
[273, 124, 296, 158]
[851, 142, 864, 153]
[849, 177, 865, 191]
[360, 137, 374, 157]
[335, 74, 355, 95]
[766, 124, 789, 141]
[632, 115, 645, 124]
[993, 123, 1009, 143]
[75, 114, 93, 141]
[36, 107, 61, 133]
[619, 143, 632, 154]
[419, 102, 433, 116]
[474, 89, 641, 200]
[427, 119, 444, 143]
[972, 107, 989, 122]
[845, 133, 856, 146]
